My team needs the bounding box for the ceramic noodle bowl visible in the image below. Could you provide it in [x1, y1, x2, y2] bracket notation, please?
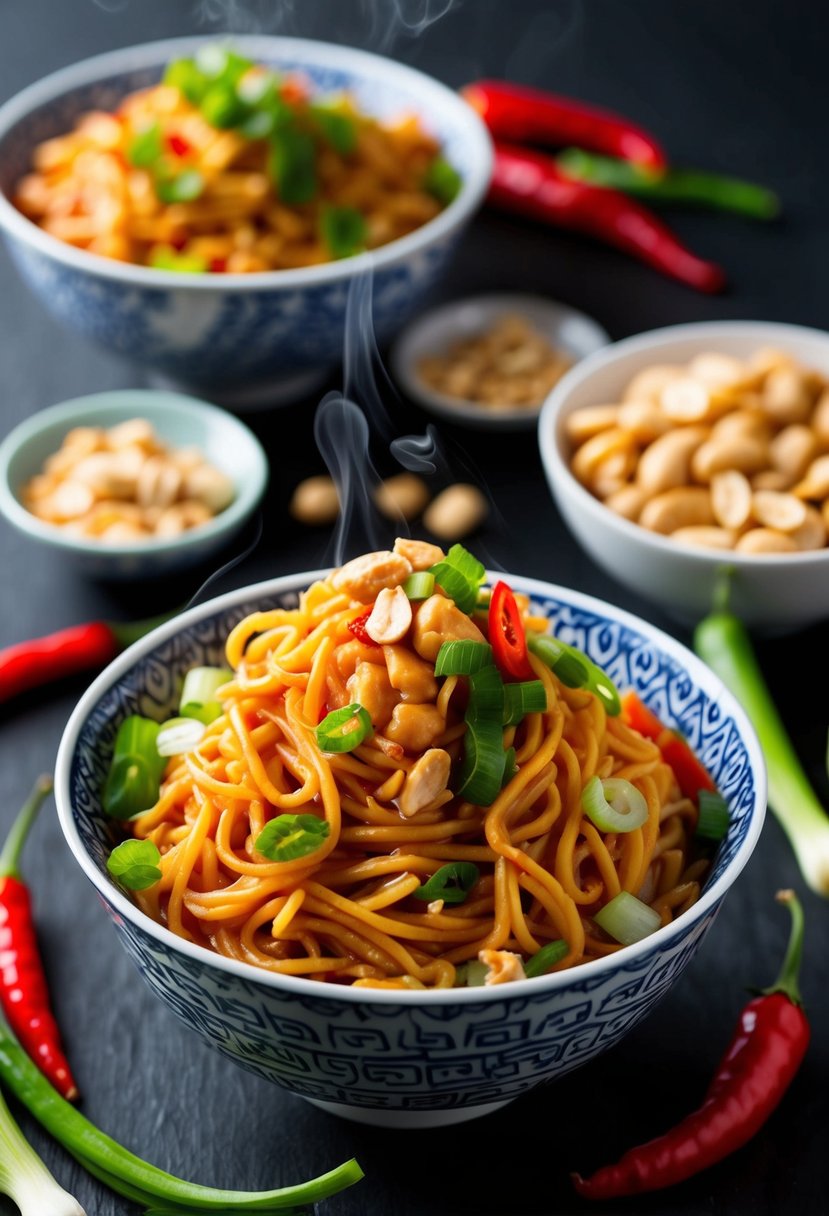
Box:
[55, 572, 764, 1128]
[0, 37, 492, 406]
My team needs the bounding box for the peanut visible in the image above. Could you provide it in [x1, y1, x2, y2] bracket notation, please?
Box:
[793, 454, 829, 500]
[564, 404, 621, 445]
[365, 586, 413, 645]
[789, 505, 827, 551]
[761, 367, 814, 425]
[373, 473, 430, 521]
[290, 475, 339, 526]
[604, 484, 646, 521]
[691, 435, 768, 482]
[398, 748, 452, 817]
[636, 427, 709, 495]
[639, 487, 714, 535]
[622, 364, 683, 404]
[393, 537, 445, 570]
[735, 528, 799, 554]
[671, 526, 736, 550]
[422, 484, 488, 542]
[616, 400, 672, 443]
[711, 470, 752, 531]
[769, 425, 818, 481]
[660, 377, 713, 422]
[751, 491, 807, 533]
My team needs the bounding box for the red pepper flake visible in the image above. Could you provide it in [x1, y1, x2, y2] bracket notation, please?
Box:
[167, 132, 192, 158]
[347, 609, 380, 647]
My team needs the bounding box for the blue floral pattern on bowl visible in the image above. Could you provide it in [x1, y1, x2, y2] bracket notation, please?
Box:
[0, 38, 492, 395]
[57, 573, 764, 1127]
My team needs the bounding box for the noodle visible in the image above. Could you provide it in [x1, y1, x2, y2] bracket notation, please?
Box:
[128, 543, 710, 988]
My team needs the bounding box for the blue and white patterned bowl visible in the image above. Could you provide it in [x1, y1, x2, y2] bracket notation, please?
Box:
[0, 37, 492, 404]
[55, 572, 765, 1128]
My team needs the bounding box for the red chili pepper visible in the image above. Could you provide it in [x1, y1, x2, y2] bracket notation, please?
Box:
[621, 692, 716, 798]
[166, 132, 192, 158]
[0, 611, 175, 705]
[463, 79, 667, 169]
[0, 777, 79, 1100]
[573, 889, 809, 1199]
[209, 257, 228, 273]
[347, 609, 380, 648]
[488, 142, 726, 294]
[488, 581, 534, 681]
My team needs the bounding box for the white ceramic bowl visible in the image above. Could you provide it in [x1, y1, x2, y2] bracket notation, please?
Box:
[539, 320, 829, 630]
[391, 293, 609, 430]
[0, 389, 268, 579]
[55, 569, 764, 1127]
[0, 37, 492, 406]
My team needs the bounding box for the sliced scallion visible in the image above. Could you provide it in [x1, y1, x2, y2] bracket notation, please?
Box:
[527, 632, 621, 716]
[466, 665, 505, 720]
[524, 939, 568, 978]
[424, 155, 462, 205]
[457, 718, 506, 806]
[155, 169, 205, 204]
[696, 789, 730, 841]
[594, 891, 661, 945]
[455, 959, 488, 987]
[102, 716, 166, 820]
[315, 703, 373, 753]
[320, 205, 367, 259]
[200, 84, 249, 129]
[311, 103, 357, 154]
[413, 862, 479, 905]
[127, 121, 163, 168]
[502, 680, 547, 725]
[582, 775, 648, 834]
[164, 58, 209, 104]
[402, 571, 435, 601]
[156, 717, 207, 757]
[434, 639, 493, 676]
[269, 126, 317, 204]
[429, 544, 486, 615]
[179, 666, 232, 723]
[255, 813, 330, 862]
[149, 248, 208, 274]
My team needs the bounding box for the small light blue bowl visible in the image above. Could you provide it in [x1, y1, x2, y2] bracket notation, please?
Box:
[0, 389, 268, 579]
[55, 571, 765, 1127]
[0, 36, 493, 405]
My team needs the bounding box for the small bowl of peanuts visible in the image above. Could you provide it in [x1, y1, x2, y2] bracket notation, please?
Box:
[538, 320, 829, 630]
[0, 388, 267, 579]
[391, 293, 609, 431]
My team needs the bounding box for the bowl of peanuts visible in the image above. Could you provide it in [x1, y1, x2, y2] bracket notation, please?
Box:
[0, 388, 268, 578]
[538, 321, 829, 630]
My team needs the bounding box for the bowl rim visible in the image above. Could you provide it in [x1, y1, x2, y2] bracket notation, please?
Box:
[0, 34, 493, 292]
[390, 291, 611, 430]
[538, 318, 829, 569]
[0, 388, 268, 556]
[55, 566, 767, 1005]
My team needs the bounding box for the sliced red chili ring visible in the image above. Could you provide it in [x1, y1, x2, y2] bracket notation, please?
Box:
[488, 580, 534, 681]
[347, 608, 380, 647]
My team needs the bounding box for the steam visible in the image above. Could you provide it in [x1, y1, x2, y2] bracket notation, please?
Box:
[314, 392, 388, 566]
[193, 0, 466, 51]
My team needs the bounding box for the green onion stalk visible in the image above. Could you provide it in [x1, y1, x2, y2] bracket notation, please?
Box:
[693, 574, 829, 897]
[0, 1084, 85, 1215]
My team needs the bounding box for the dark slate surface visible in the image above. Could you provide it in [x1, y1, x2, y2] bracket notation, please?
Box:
[0, 1, 827, 1213]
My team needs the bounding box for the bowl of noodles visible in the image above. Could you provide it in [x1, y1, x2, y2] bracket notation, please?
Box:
[55, 542, 765, 1127]
[0, 37, 492, 404]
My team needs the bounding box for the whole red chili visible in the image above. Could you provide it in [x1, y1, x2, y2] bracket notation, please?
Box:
[488, 581, 534, 681]
[0, 776, 79, 1101]
[572, 889, 809, 1200]
[488, 142, 726, 294]
[462, 80, 667, 169]
[0, 610, 175, 705]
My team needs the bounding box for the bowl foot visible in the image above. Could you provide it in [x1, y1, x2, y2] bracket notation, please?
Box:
[304, 1096, 512, 1127]
[145, 366, 331, 410]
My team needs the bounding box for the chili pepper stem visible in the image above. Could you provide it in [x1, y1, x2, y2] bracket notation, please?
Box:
[763, 890, 805, 1006]
[0, 777, 53, 880]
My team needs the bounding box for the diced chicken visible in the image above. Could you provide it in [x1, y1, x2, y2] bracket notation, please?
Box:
[331, 551, 412, 603]
[412, 594, 486, 662]
[383, 645, 439, 703]
[346, 661, 400, 729]
[393, 536, 445, 571]
[479, 949, 526, 986]
[335, 639, 385, 680]
[384, 703, 445, 752]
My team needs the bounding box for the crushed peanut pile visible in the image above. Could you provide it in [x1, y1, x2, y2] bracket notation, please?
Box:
[22, 418, 235, 542]
[416, 314, 573, 410]
[565, 347, 829, 553]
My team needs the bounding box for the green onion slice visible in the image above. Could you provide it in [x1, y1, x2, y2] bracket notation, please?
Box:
[200, 84, 249, 129]
[413, 862, 479, 905]
[107, 839, 162, 891]
[311, 103, 358, 154]
[102, 716, 166, 819]
[434, 639, 493, 676]
[164, 58, 209, 104]
[594, 890, 661, 945]
[457, 718, 506, 806]
[195, 44, 252, 85]
[255, 813, 330, 862]
[127, 121, 163, 168]
[179, 667, 232, 722]
[269, 126, 317, 204]
[696, 790, 730, 841]
[424, 155, 462, 205]
[501, 746, 518, 787]
[320, 205, 367, 259]
[156, 717, 207, 757]
[466, 665, 505, 720]
[454, 959, 489, 987]
[582, 775, 648, 834]
[315, 703, 373, 753]
[527, 632, 621, 716]
[524, 939, 568, 978]
[149, 247, 208, 273]
[502, 680, 547, 725]
[402, 571, 435, 601]
[429, 544, 486, 614]
[155, 169, 205, 204]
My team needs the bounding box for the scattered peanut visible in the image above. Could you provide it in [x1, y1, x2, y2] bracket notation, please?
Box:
[365, 586, 413, 645]
[564, 347, 829, 555]
[416, 314, 573, 411]
[398, 748, 452, 817]
[290, 475, 340, 526]
[422, 483, 488, 542]
[373, 473, 430, 521]
[21, 418, 235, 543]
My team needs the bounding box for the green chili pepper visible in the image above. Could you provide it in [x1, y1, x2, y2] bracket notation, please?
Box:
[102, 717, 166, 820]
[556, 148, 780, 220]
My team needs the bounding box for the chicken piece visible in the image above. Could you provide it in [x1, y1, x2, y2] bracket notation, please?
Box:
[479, 949, 526, 986]
[346, 661, 400, 729]
[412, 594, 486, 662]
[383, 645, 439, 703]
[384, 703, 445, 752]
